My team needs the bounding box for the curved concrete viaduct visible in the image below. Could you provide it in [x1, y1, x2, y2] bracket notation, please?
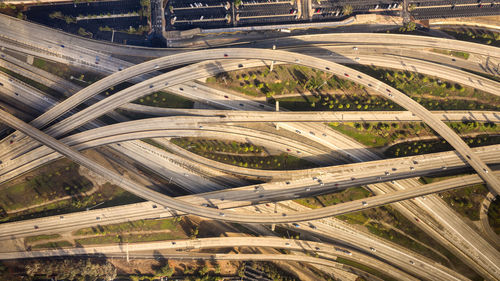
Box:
[15, 48, 496, 195]
[0, 237, 423, 281]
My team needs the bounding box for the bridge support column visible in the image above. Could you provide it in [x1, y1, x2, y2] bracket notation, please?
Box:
[275, 101, 280, 130]
[126, 243, 129, 262]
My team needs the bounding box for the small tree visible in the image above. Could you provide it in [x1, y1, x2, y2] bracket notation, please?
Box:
[343, 4, 353, 15]
[156, 264, 174, 277]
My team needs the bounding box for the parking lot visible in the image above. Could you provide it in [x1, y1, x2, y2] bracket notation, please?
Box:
[311, 0, 401, 20]
[166, 0, 298, 30]
[26, 0, 148, 44]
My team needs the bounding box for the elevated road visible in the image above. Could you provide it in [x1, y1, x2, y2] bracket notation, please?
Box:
[2, 113, 499, 183]
[0, 109, 496, 225]
[0, 171, 481, 280]
[117, 106, 500, 123]
[1, 13, 499, 59]
[0, 237, 419, 281]
[1, 44, 498, 276]
[20, 48, 496, 195]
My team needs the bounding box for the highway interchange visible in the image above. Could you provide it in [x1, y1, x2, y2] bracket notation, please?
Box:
[0, 12, 499, 281]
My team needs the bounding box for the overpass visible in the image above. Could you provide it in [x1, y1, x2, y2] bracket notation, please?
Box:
[9, 48, 494, 195]
[1, 107, 498, 226]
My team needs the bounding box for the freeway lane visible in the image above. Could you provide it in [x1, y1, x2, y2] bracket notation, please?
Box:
[2, 113, 499, 182]
[1, 43, 498, 276]
[0, 171, 481, 280]
[116, 106, 500, 122]
[0, 237, 417, 281]
[25, 48, 497, 195]
[1, 13, 498, 60]
[0, 108, 498, 228]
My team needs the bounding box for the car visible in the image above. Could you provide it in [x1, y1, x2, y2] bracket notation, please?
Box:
[286, 148, 291, 152]
[325, 67, 330, 70]
[309, 224, 317, 229]
[238, 64, 243, 68]
[171, 241, 176, 245]
[309, 131, 315, 135]
[354, 57, 360, 61]
[353, 47, 358, 50]
[239, 103, 244, 106]
[152, 204, 157, 208]
[285, 181, 290, 185]
[370, 247, 376, 252]
[344, 73, 349, 77]
[410, 166, 415, 170]
[179, 87, 184, 91]
[392, 167, 397, 171]
[285, 242, 290, 246]
[441, 166, 447, 170]
[60, 45, 65, 48]
[483, 168, 489, 173]
[265, 203, 270, 207]
[351, 177, 355, 181]
[322, 133, 327, 137]
[362, 201, 368, 206]
[295, 130, 301, 134]
[292, 223, 300, 228]
[224, 54, 228, 57]
[96, 217, 101, 220]
[154, 64, 159, 69]
[34, 225, 39, 229]
[312, 177, 317, 180]
[385, 171, 390, 176]
[224, 95, 229, 98]
[59, 216, 64, 220]
[315, 246, 320, 250]
[409, 260, 415, 265]
[305, 187, 311, 191]
[149, 85, 154, 88]
[219, 212, 225, 217]
[414, 218, 419, 222]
